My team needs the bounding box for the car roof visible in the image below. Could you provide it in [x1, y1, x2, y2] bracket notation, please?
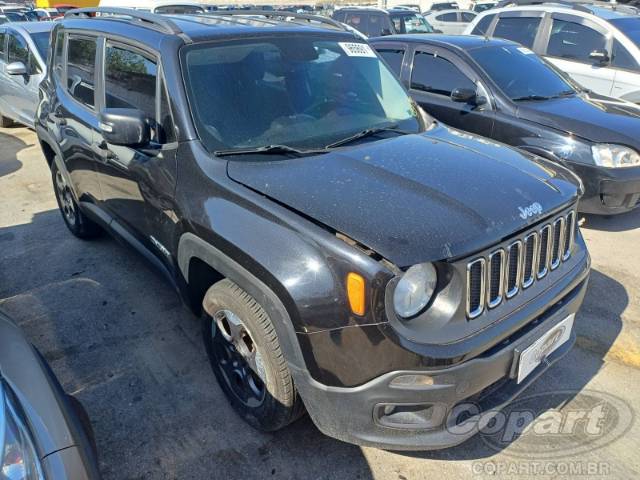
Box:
[1, 20, 55, 33]
[372, 33, 517, 50]
[482, 4, 638, 21]
[426, 9, 475, 14]
[61, 12, 358, 47]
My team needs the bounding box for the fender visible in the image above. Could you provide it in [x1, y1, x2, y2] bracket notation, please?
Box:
[177, 232, 308, 376]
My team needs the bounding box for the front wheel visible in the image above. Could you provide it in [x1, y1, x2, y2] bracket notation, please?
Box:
[202, 279, 304, 431]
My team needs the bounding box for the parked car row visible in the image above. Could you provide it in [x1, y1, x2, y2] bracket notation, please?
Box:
[0, 3, 636, 473]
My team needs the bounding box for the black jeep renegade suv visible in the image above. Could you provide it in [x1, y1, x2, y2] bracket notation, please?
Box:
[36, 8, 590, 450]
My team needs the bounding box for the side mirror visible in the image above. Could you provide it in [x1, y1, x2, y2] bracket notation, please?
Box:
[98, 108, 150, 147]
[589, 49, 609, 65]
[6, 62, 28, 76]
[450, 87, 477, 103]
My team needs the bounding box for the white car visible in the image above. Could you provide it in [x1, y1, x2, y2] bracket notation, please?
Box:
[465, 3, 640, 103]
[424, 9, 477, 33]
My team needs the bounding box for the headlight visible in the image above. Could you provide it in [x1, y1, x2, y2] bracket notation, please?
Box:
[1, 381, 44, 480]
[393, 263, 437, 318]
[592, 144, 640, 168]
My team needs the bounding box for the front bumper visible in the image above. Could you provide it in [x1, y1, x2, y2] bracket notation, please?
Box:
[573, 163, 640, 215]
[293, 260, 589, 450]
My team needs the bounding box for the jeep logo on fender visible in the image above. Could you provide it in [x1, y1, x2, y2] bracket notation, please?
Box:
[518, 202, 543, 220]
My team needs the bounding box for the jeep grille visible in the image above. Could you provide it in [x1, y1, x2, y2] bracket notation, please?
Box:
[466, 209, 576, 319]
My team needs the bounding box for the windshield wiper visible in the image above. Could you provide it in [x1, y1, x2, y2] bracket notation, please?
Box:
[326, 125, 411, 149]
[512, 95, 552, 102]
[214, 144, 329, 158]
[552, 89, 577, 98]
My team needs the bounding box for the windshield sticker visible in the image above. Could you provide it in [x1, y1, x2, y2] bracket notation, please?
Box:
[517, 47, 535, 55]
[339, 42, 377, 58]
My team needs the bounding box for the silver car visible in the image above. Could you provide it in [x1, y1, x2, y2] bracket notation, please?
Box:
[0, 309, 101, 479]
[0, 22, 53, 128]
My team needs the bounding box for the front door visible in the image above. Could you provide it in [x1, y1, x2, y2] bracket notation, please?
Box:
[5, 31, 44, 126]
[94, 40, 178, 267]
[543, 14, 615, 96]
[408, 46, 494, 138]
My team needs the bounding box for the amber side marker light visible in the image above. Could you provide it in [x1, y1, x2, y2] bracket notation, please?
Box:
[347, 272, 366, 316]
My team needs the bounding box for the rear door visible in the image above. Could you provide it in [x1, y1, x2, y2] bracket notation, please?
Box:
[408, 45, 494, 137]
[54, 33, 103, 205]
[95, 39, 178, 266]
[541, 13, 615, 96]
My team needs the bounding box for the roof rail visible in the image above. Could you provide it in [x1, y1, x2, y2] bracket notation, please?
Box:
[64, 7, 188, 38]
[201, 10, 351, 33]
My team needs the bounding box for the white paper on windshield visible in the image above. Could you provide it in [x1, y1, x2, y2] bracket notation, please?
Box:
[518, 47, 535, 55]
[339, 42, 377, 58]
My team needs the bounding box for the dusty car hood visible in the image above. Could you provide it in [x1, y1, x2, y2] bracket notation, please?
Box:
[517, 94, 640, 147]
[227, 125, 580, 266]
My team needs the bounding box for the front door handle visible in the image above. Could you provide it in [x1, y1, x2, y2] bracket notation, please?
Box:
[91, 141, 115, 161]
[48, 112, 66, 127]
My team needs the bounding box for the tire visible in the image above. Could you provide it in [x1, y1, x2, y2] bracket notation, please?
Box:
[51, 159, 102, 239]
[0, 114, 13, 128]
[202, 279, 305, 432]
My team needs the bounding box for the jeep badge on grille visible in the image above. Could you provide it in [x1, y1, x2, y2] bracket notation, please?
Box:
[518, 202, 543, 220]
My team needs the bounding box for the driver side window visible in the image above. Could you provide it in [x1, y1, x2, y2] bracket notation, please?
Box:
[546, 18, 606, 63]
[411, 51, 476, 97]
[7, 33, 38, 73]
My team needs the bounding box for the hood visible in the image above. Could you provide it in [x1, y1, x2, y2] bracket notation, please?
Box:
[227, 126, 579, 266]
[517, 94, 640, 147]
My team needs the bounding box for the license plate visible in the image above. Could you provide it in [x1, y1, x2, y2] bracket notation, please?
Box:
[517, 314, 575, 384]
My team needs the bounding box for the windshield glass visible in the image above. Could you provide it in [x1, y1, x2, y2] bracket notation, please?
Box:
[390, 13, 434, 33]
[31, 32, 51, 60]
[470, 44, 575, 100]
[610, 17, 640, 48]
[183, 38, 422, 152]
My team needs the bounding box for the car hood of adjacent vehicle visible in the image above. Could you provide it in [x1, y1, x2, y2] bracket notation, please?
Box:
[227, 126, 579, 267]
[516, 94, 640, 147]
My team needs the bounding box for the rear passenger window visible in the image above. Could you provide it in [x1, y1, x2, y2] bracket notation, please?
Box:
[437, 13, 457, 22]
[411, 51, 475, 96]
[493, 17, 541, 48]
[547, 19, 606, 63]
[472, 14, 495, 35]
[461, 12, 477, 22]
[378, 49, 405, 76]
[67, 36, 97, 109]
[612, 40, 640, 71]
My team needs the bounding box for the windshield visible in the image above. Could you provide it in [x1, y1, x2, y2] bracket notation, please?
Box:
[390, 13, 434, 33]
[31, 32, 51, 60]
[610, 17, 640, 48]
[182, 38, 422, 153]
[470, 45, 576, 100]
